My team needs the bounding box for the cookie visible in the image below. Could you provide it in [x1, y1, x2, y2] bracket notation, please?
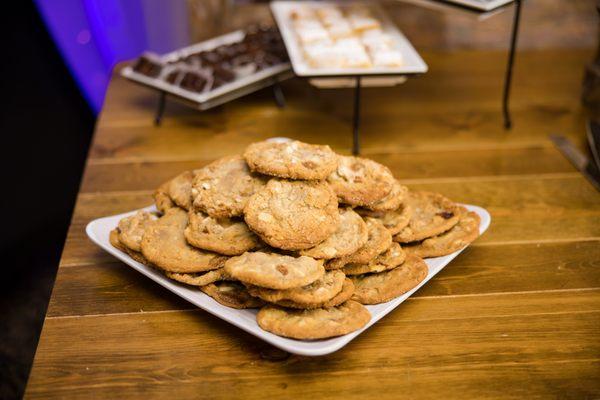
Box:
[244, 140, 338, 180]
[140, 207, 227, 273]
[364, 181, 408, 212]
[201, 281, 265, 309]
[244, 179, 339, 250]
[268, 278, 355, 309]
[358, 202, 412, 235]
[153, 181, 175, 214]
[299, 208, 368, 259]
[109, 228, 127, 253]
[165, 268, 227, 287]
[256, 300, 371, 340]
[350, 254, 428, 304]
[192, 155, 266, 218]
[343, 242, 405, 275]
[224, 251, 325, 290]
[246, 270, 345, 306]
[110, 228, 151, 265]
[168, 170, 195, 210]
[326, 217, 392, 270]
[117, 211, 158, 253]
[393, 191, 461, 243]
[404, 209, 481, 258]
[326, 156, 395, 206]
[184, 210, 262, 256]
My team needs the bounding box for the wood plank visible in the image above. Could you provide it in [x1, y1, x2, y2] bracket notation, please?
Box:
[88, 49, 591, 162]
[27, 290, 600, 399]
[47, 240, 600, 317]
[79, 147, 575, 193]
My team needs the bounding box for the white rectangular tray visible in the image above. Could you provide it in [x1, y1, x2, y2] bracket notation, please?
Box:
[121, 30, 292, 108]
[87, 204, 490, 356]
[270, 1, 428, 77]
[433, 0, 514, 12]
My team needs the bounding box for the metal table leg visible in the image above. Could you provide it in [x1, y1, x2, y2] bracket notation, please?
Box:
[502, 0, 522, 129]
[272, 81, 286, 108]
[154, 91, 167, 126]
[352, 76, 362, 155]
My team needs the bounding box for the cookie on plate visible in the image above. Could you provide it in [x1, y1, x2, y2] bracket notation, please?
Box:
[153, 181, 175, 214]
[393, 191, 461, 243]
[358, 202, 412, 235]
[140, 208, 227, 273]
[192, 155, 266, 219]
[327, 156, 395, 206]
[246, 270, 345, 307]
[325, 217, 392, 269]
[184, 210, 262, 256]
[350, 255, 428, 304]
[244, 140, 338, 180]
[267, 278, 355, 309]
[256, 300, 371, 340]
[404, 209, 480, 258]
[343, 242, 405, 275]
[117, 211, 158, 253]
[363, 180, 408, 212]
[244, 179, 339, 250]
[201, 281, 265, 309]
[224, 251, 325, 290]
[299, 208, 368, 259]
[168, 170, 195, 210]
[110, 228, 151, 265]
[165, 269, 227, 287]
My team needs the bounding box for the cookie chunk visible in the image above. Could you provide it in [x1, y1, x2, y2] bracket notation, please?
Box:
[327, 156, 395, 206]
[246, 270, 345, 307]
[244, 179, 339, 250]
[165, 269, 227, 287]
[201, 281, 265, 309]
[350, 255, 428, 304]
[244, 140, 338, 180]
[224, 251, 325, 290]
[168, 170, 194, 210]
[326, 217, 392, 270]
[364, 181, 408, 212]
[184, 210, 262, 256]
[393, 191, 461, 243]
[343, 242, 405, 275]
[299, 208, 368, 259]
[404, 209, 480, 258]
[358, 202, 412, 235]
[117, 211, 158, 253]
[153, 181, 175, 214]
[266, 278, 355, 309]
[110, 228, 150, 265]
[140, 208, 227, 273]
[192, 155, 266, 219]
[256, 300, 371, 339]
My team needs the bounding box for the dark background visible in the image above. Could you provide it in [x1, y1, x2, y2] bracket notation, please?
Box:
[0, 2, 95, 398]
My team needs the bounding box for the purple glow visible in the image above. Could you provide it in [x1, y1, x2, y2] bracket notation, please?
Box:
[34, 0, 190, 113]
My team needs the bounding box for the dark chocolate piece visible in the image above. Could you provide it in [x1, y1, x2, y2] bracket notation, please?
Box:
[180, 72, 207, 93]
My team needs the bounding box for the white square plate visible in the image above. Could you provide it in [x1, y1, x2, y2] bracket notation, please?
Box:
[270, 1, 428, 77]
[87, 205, 490, 356]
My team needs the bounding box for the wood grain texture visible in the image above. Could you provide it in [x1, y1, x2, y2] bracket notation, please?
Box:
[27, 291, 600, 399]
[25, 11, 600, 397]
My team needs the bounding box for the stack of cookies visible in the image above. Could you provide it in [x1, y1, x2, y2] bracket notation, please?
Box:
[110, 139, 481, 340]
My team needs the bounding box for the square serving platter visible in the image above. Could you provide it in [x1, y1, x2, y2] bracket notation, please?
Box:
[87, 204, 490, 356]
[270, 1, 428, 77]
[121, 30, 292, 110]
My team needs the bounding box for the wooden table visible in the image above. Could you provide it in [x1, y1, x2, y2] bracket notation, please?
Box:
[25, 48, 600, 398]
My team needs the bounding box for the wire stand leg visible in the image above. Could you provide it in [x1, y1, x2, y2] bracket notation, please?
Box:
[272, 81, 286, 108]
[352, 76, 361, 155]
[154, 91, 167, 126]
[502, 0, 522, 130]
